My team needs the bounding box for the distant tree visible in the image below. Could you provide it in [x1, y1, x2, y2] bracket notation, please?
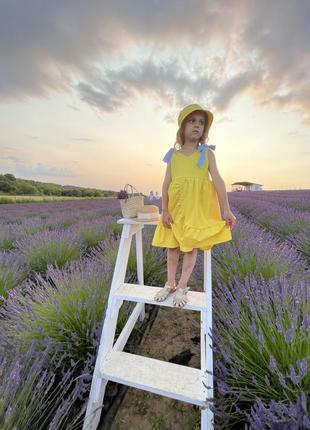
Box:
[17, 181, 38, 195]
[0, 177, 12, 193]
[4, 173, 16, 181]
[80, 188, 91, 197]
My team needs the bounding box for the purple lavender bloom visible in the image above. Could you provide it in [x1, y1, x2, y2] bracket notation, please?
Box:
[0, 252, 114, 362]
[0, 223, 23, 251]
[0, 338, 91, 429]
[228, 192, 310, 257]
[14, 228, 85, 274]
[296, 359, 308, 380]
[71, 218, 110, 247]
[247, 394, 310, 429]
[196, 207, 309, 289]
[212, 271, 309, 427]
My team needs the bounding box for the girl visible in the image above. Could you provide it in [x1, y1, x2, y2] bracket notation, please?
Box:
[151, 103, 236, 307]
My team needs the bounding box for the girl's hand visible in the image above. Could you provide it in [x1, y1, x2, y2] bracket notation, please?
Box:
[223, 208, 237, 231]
[162, 209, 173, 229]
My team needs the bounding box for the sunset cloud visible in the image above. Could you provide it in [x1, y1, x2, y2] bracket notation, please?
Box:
[0, 0, 308, 122]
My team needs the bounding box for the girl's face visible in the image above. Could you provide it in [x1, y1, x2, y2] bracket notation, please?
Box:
[183, 111, 206, 141]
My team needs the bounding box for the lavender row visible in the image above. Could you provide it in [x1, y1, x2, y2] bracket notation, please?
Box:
[0, 197, 154, 307]
[0, 226, 167, 429]
[0, 216, 123, 303]
[193, 207, 309, 427]
[0, 197, 122, 225]
[0, 197, 309, 427]
[228, 195, 310, 258]
[194, 206, 308, 288]
[230, 190, 310, 213]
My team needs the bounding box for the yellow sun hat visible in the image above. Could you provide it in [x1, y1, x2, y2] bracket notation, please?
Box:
[177, 103, 213, 132]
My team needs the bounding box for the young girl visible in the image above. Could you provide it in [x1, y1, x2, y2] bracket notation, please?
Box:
[151, 103, 236, 307]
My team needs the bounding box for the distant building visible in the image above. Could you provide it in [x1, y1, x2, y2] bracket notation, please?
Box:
[231, 181, 263, 192]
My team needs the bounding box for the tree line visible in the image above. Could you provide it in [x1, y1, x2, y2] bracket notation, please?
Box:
[0, 173, 115, 198]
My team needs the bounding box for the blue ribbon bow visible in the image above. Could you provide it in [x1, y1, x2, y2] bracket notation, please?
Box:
[162, 147, 174, 164]
[197, 143, 216, 167]
[163, 143, 216, 167]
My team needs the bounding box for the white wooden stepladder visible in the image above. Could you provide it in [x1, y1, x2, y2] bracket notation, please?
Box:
[82, 218, 214, 430]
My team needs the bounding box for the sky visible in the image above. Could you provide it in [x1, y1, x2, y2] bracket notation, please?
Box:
[0, 0, 309, 195]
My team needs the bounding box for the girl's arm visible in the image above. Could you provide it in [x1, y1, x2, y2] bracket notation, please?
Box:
[161, 163, 172, 212]
[207, 149, 231, 212]
[208, 149, 236, 230]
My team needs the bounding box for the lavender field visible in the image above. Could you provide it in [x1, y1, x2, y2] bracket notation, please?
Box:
[0, 191, 309, 429]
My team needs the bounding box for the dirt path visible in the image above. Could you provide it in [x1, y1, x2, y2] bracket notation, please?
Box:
[110, 303, 202, 430]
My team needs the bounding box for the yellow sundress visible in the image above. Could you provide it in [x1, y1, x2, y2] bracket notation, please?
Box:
[151, 143, 232, 252]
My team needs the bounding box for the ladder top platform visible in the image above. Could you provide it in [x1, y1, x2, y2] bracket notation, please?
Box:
[117, 217, 160, 225]
[101, 350, 208, 407]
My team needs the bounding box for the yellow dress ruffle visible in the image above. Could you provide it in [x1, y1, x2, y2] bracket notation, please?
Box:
[151, 148, 232, 252]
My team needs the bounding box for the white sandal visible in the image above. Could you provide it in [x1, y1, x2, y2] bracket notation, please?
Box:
[172, 286, 189, 308]
[154, 281, 176, 301]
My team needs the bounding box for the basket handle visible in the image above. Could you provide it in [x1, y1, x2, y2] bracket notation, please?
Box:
[123, 183, 142, 196]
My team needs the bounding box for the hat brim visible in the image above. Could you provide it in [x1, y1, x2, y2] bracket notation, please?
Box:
[178, 104, 213, 131]
[183, 109, 213, 131]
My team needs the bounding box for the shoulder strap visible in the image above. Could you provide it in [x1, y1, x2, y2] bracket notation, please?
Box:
[197, 143, 216, 167]
[162, 147, 174, 164]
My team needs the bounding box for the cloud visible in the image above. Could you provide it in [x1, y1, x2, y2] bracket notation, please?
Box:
[76, 56, 260, 120]
[0, 155, 22, 162]
[3, 0, 214, 101]
[67, 104, 80, 111]
[0, 0, 309, 122]
[0, 157, 76, 178]
[18, 163, 76, 178]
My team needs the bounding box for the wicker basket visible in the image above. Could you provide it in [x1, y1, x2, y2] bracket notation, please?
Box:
[119, 184, 144, 218]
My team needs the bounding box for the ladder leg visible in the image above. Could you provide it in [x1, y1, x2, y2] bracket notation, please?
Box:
[82, 224, 135, 430]
[201, 249, 214, 430]
[135, 228, 145, 321]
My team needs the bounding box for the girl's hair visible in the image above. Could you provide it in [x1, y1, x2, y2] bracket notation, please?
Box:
[174, 112, 210, 150]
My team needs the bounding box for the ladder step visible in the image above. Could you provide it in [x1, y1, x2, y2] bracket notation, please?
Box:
[101, 350, 208, 406]
[115, 283, 206, 311]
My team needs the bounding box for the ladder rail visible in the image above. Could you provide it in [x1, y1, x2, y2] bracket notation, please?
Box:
[135, 228, 145, 321]
[201, 249, 214, 429]
[112, 302, 145, 352]
[83, 223, 139, 429]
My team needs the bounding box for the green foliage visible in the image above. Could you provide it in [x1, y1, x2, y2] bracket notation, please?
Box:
[0, 267, 27, 301]
[0, 172, 109, 198]
[20, 240, 82, 274]
[0, 343, 86, 430]
[76, 227, 107, 248]
[214, 276, 310, 415]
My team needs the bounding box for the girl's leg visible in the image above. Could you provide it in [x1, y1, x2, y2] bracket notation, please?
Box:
[167, 247, 180, 286]
[154, 246, 180, 301]
[177, 248, 198, 289]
